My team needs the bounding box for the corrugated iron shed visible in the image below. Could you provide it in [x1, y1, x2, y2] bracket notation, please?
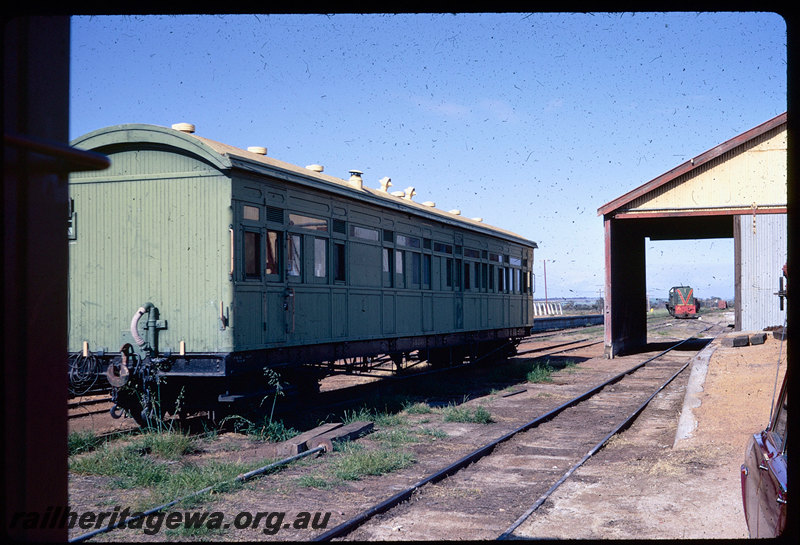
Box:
[598, 112, 787, 357]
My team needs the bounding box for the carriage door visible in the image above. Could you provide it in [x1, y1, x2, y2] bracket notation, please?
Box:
[235, 201, 267, 349]
[264, 206, 286, 345]
[454, 234, 464, 329]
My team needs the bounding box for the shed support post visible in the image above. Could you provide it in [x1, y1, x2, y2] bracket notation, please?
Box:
[604, 217, 648, 358]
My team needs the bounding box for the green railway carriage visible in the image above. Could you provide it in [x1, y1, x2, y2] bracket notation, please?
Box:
[68, 123, 537, 421]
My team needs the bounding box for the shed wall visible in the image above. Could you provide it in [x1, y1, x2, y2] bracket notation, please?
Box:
[624, 127, 787, 212]
[735, 213, 787, 331]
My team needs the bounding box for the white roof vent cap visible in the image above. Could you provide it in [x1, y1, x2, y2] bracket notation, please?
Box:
[306, 164, 324, 173]
[449, 209, 461, 215]
[171, 123, 195, 133]
[348, 170, 364, 190]
[247, 146, 267, 155]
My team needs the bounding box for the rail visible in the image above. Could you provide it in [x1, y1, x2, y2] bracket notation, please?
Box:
[312, 323, 718, 541]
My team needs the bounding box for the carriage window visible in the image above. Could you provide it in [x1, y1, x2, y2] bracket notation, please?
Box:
[498, 267, 505, 291]
[489, 265, 495, 290]
[411, 252, 421, 286]
[397, 234, 421, 248]
[464, 262, 471, 290]
[481, 263, 488, 291]
[455, 259, 462, 290]
[383, 248, 394, 287]
[266, 230, 280, 277]
[350, 225, 379, 241]
[244, 230, 261, 280]
[445, 258, 453, 288]
[314, 237, 327, 278]
[289, 213, 328, 231]
[243, 205, 260, 221]
[434, 242, 453, 254]
[288, 234, 302, 277]
[334, 243, 346, 282]
[396, 250, 405, 287]
[423, 254, 431, 289]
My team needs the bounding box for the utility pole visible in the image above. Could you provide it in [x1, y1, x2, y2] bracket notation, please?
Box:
[543, 259, 548, 306]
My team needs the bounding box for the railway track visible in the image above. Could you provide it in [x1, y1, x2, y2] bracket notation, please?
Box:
[65, 315, 680, 437]
[68, 396, 114, 419]
[314, 320, 722, 541]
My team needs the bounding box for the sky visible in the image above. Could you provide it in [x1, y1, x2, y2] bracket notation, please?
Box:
[69, 12, 787, 300]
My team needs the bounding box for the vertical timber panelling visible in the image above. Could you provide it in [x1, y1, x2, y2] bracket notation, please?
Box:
[736, 213, 787, 331]
[69, 148, 232, 355]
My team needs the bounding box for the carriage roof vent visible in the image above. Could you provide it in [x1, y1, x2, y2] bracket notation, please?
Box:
[171, 123, 195, 133]
[306, 164, 324, 173]
[449, 209, 461, 215]
[348, 170, 363, 190]
[379, 176, 392, 192]
[391, 190, 406, 198]
[403, 187, 416, 201]
[422, 201, 436, 207]
[247, 146, 267, 155]
[471, 217, 484, 222]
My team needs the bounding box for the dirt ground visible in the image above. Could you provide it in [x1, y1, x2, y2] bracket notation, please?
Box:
[514, 319, 787, 539]
[67, 312, 788, 541]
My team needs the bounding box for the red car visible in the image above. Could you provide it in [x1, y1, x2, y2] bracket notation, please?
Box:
[741, 373, 788, 537]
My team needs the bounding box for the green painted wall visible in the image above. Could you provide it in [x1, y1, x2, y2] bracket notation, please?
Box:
[69, 147, 233, 356]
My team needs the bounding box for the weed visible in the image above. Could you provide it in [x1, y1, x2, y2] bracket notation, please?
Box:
[296, 474, 335, 489]
[330, 441, 415, 481]
[418, 427, 448, 440]
[402, 401, 433, 414]
[69, 431, 276, 508]
[342, 406, 406, 428]
[165, 524, 227, 540]
[68, 430, 103, 456]
[373, 428, 415, 447]
[441, 403, 492, 424]
[526, 364, 554, 383]
[219, 414, 298, 443]
[137, 430, 198, 459]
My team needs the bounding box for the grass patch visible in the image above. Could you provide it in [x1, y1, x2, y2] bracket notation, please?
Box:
[330, 441, 415, 481]
[372, 428, 415, 447]
[418, 427, 448, 440]
[402, 401, 433, 414]
[68, 430, 105, 456]
[220, 415, 298, 443]
[136, 430, 199, 459]
[69, 430, 277, 508]
[296, 474, 335, 489]
[441, 403, 492, 424]
[526, 364, 554, 383]
[164, 524, 228, 540]
[524, 358, 579, 383]
[342, 406, 407, 428]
